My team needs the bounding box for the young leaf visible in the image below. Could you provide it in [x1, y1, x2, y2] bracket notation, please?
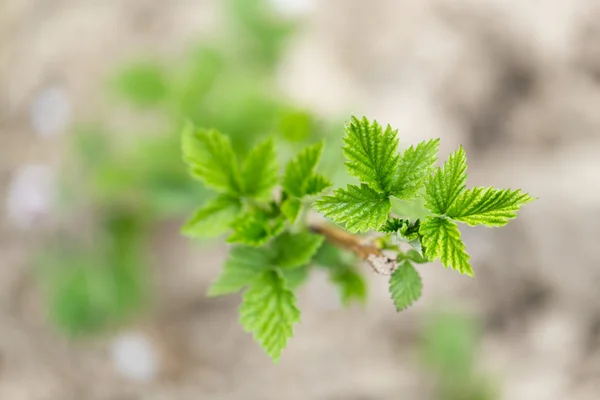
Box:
[343, 116, 399, 193]
[208, 246, 270, 296]
[331, 268, 367, 307]
[303, 174, 332, 196]
[283, 141, 324, 198]
[181, 195, 241, 238]
[314, 184, 391, 233]
[399, 219, 421, 242]
[446, 187, 535, 227]
[241, 138, 278, 200]
[271, 232, 324, 269]
[379, 217, 408, 233]
[228, 212, 284, 247]
[181, 123, 242, 194]
[281, 198, 302, 223]
[389, 260, 422, 311]
[425, 146, 467, 214]
[239, 271, 301, 363]
[393, 139, 440, 200]
[420, 217, 473, 276]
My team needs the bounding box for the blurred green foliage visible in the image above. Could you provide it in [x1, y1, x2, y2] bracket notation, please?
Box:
[420, 312, 498, 400]
[39, 0, 343, 335]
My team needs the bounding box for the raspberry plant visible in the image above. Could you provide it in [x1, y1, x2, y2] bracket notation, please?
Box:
[182, 116, 535, 363]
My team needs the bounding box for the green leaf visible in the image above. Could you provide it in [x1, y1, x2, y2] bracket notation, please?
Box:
[447, 187, 535, 227]
[314, 184, 391, 233]
[343, 116, 399, 193]
[271, 232, 324, 269]
[379, 217, 410, 234]
[283, 141, 324, 198]
[181, 195, 241, 238]
[281, 198, 302, 223]
[281, 265, 310, 289]
[181, 123, 242, 194]
[331, 268, 367, 307]
[227, 211, 284, 247]
[399, 219, 421, 242]
[425, 146, 467, 214]
[405, 249, 428, 264]
[420, 217, 473, 276]
[303, 174, 332, 196]
[394, 139, 440, 200]
[389, 260, 422, 311]
[241, 138, 279, 200]
[239, 271, 301, 363]
[207, 246, 270, 296]
[227, 217, 270, 246]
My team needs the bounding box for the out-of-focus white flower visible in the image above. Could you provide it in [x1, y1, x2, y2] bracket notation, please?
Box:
[5, 164, 54, 230]
[29, 86, 71, 138]
[268, 0, 315, 17]
[110, 331, 159, 382]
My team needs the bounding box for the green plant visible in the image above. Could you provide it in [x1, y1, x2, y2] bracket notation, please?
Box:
[37, 0, 340, 335]
[182, 116, 535, 362]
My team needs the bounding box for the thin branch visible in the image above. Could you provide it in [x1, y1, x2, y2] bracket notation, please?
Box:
[309, 223, 397, 275]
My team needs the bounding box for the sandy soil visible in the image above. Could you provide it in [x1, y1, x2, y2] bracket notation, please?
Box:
[2, 1, 600, 399]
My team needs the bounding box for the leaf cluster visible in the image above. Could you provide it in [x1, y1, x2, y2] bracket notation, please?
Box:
[183, 115, 534, 363]
[315, 116, 534, 309]
[182, 125, 366, 362]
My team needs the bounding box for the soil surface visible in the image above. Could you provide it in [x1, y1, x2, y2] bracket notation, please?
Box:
[2, 1, 600, 399]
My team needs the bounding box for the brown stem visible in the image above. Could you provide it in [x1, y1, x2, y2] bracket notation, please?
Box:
[309, 223, 397, 275]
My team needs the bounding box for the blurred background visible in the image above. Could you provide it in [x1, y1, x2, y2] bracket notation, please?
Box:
[1, 0, 600, 399]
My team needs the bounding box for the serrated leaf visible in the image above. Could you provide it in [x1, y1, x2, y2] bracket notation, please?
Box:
[281, 198, 302, 223]
[343, 116, 399, 193]
[227, 217, 270, 246]
[227, 212, 284, 247]
[399, 219, 421, 242]
[181, 123, 242, 194]
[425, 146, 467, 214]
[420, 217, 473, 276]
[283, 141, 324, 198]
[394, 139, 440, 200]
[241, 138, 279, 200]
[271, 232, 324, 269]
[181, 195, 241, 238]
[331, 268, 367, 307]
[303, 174, 332, 196]
[314, 184, 391, 233]
[379, 217, 408, 233]
[239, 271, 301, 363]
[447, 187, 535, 227]
[379, 218, 421, 242]
[207, 246, 271, 296]
[389, 260, 422, 311]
